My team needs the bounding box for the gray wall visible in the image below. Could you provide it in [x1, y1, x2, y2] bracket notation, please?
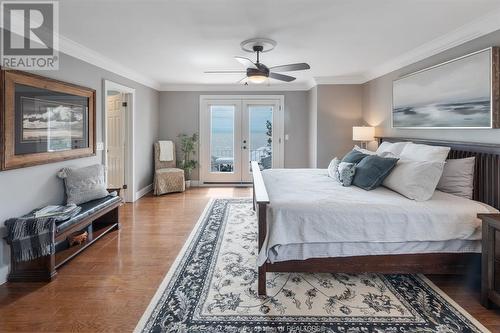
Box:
[363, 29, 500, 146]
[311, 85, 364, 168]
[159, 91, 310, 180]
[0, 52, 160, 283]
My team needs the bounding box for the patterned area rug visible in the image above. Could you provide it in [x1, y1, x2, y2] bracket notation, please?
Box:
[135, 199, 489, 333]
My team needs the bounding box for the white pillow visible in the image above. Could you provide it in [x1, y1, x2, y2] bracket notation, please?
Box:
[354, 145, 375, 155]
[383, 159, 445, 201]
[355, 145, 397, 158]
[437, 157, 475, 199]
[327, 157, 340, 180]
[400, 143, 450, 162]
[376, 141, 411, 157]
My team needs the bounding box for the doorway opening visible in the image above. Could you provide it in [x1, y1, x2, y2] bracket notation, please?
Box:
[104, 80, 135, 202]
[199, 95, 284, 184]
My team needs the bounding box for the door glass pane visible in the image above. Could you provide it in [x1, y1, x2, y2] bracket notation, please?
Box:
[249, 105, 273, 170]
[210, 105, 234, 173]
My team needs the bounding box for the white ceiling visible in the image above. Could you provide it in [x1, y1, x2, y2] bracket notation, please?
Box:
[57, 0, 500, 90]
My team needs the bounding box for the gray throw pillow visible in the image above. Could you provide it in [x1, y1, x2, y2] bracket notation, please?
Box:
[353, 155, 399, 190]
[58, 164, 109, 205]
[337, 162, 356, 187]
[437, 157, 475, 199]
[341, 149, 369, 164]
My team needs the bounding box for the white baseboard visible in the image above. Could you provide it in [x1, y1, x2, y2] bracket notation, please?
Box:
[193, 181, 252, 188]
[135, 183, 153, 201]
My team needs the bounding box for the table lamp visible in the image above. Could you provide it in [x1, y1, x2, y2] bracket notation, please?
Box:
[352, 126, 375, 149]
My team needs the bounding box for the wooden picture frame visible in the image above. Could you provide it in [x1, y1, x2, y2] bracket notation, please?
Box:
[0, 68, 96, 170]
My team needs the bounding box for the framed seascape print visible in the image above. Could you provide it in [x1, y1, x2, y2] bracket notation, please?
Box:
[392, 47, 500, 129]
[0, 69, 96, 170]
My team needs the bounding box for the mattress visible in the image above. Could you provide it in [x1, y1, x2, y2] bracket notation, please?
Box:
[257, 168, 497, 265]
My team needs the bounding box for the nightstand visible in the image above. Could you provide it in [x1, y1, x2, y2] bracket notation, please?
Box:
[478, 213, 500, 308]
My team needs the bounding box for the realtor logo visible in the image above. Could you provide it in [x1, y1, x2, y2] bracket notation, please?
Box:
[1, 1, 59, 70]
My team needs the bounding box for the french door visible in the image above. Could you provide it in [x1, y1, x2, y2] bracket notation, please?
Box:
[200, 96, 284, 183]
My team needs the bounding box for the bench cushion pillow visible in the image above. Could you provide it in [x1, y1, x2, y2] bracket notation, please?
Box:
[58, 164, 109, 205]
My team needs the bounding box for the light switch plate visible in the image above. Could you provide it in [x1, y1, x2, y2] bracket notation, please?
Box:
[284, 134, 289, 141]
[96, 142, 104, 151]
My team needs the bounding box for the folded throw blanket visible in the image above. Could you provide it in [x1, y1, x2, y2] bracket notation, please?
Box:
[159, 140, 174, 162]
[4, 206, 82, 262]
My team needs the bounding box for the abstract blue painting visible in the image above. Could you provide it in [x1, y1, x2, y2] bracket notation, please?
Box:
[393, 48, 492, 128]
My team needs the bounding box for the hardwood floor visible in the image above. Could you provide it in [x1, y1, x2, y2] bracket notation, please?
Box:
[0, 187, 498, 332]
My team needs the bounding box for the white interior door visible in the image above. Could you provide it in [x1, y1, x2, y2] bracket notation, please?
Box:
[106, 93, 125, 190]
[200, 96, 284, 184]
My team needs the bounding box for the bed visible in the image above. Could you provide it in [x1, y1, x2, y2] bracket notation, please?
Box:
[252, 137, 500, 296]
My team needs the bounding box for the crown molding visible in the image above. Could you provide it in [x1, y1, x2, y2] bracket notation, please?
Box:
[159, 82, 312, 91]
[2, 18, 161, 90]
[58, 34, 161, 90]
[313, 75, 367, 85]
[364, 8, 500, 82]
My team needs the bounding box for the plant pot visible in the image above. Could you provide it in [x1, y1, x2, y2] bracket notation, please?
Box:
[185, 180, 191, 189]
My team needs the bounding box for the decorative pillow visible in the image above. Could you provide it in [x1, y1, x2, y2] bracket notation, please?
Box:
[327, 157, 340, 180]
[337, 162, 356, 187]
[376, 141, 411, 157]
[58, 164, 109, 205]
[341, 149, 369, 164]
[437, 157, 475, 199]
[383, 159, 445, 201]
[353, 155, 399, 190]
[400, 143, 450, 162]
[354, 145, 375, 155]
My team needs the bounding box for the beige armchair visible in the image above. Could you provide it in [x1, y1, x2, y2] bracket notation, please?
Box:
[153, 142, 185, 195]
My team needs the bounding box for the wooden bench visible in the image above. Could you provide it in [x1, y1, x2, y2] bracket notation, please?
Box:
[8, 190, 122, 282]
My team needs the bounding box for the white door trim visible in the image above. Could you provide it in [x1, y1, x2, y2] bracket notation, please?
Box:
[199, 95, 285, 185]
[103, 80, 135, 202]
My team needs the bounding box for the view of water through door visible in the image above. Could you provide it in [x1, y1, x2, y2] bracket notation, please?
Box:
[201, 97, 283, 183]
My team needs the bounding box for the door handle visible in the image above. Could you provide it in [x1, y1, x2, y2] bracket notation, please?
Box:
[243, 146, 247, 150]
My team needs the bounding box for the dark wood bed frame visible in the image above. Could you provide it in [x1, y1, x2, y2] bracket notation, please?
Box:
[252, 137, 500, 296]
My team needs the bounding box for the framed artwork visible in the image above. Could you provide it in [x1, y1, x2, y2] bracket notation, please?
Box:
[1, 69, 96, 170]
[392, 47, 499, 129]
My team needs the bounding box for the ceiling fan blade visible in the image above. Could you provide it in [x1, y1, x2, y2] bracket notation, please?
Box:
[269, 63, 310, 72]
[235, 56, 257, 69]
[269, 72, 296, 82]
[237, 77, 248, 84]
[205, 70, 246, 74]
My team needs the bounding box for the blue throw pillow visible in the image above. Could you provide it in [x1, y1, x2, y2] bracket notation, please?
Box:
[341, 149, 369, 164]
[353, 155, 399, 190]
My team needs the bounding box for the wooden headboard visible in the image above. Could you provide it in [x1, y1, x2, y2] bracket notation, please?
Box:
[379, 137, 500, 210]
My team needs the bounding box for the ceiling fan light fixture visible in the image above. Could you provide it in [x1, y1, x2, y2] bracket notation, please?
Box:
[248, 75, 268, 84]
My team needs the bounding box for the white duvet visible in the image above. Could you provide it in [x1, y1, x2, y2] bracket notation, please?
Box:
[257, 168, 497, 265]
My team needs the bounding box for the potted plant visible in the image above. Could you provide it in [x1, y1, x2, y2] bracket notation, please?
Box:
[177, 133, 198, 188]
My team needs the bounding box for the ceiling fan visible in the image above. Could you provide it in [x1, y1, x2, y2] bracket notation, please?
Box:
[205, 38, 310, 84]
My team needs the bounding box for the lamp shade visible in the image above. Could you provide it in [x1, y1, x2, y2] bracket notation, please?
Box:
[352, 126, 375, 141]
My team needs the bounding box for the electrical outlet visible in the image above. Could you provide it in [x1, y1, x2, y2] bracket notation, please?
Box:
[96, 142, 104, 151]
